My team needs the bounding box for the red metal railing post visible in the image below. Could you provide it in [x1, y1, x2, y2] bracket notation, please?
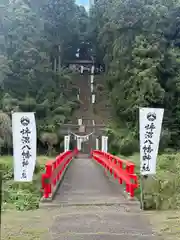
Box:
[118, 160, 123, 184]
[43, 162, 53, 198]
[113, 158, 117, 179]
[128, 164, 135, 174]
[129, 185, 134, 197]
[43, 174, 49, 198]
[56, 156, 60, 181]
[41, 149, 79, 199]
[91, 150, 138, 199]
[53, 161, 57, 186]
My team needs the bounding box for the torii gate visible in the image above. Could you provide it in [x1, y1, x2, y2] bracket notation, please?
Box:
[60, 123, 106, 153]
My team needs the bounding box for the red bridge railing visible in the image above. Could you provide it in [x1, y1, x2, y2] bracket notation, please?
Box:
[91, 150, 138, 198]
[41, 148, 78, 200]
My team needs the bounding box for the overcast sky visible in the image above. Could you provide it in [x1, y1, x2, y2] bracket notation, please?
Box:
[76, 0, 89, 11]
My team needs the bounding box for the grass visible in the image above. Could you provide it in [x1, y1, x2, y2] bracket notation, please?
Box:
[119, 152, 180, 210]
[0, 155, 52, 211]
[148, 210, 180, 240]
[118, 152, 180, 239]
[2, 209, 55, 240]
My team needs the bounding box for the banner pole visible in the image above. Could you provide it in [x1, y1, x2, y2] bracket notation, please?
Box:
[140, 175, 144, 210]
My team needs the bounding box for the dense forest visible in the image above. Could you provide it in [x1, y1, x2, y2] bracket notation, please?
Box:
[0, 0, 89, 154]
[89, 0, 180, 155]
[1, 0, 180, 155]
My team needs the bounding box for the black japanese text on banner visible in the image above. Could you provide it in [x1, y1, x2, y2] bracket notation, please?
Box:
[139, 108, 164, 175]
[12, 112, 37, 182]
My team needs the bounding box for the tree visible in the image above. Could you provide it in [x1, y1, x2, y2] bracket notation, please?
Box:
[0, 0, 82, 153]
[90, 0, 180, 151]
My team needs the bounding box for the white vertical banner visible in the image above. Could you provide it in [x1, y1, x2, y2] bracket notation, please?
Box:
[101, 136, 104, 151]
[104, 136, 108, 152]
[91, 83, 94, 93]
[101, 136, 108, 152]
[64, 135, 70, 152]
[80, 65, 84, 74]
[92, 94, 95, 104]
[96, 138, 99, 150]
[78, 118, 82, 126]
[12, 112, 37, 182]
[91, 65, 95, 74]
[77, 137, 82, 151]
[91, 75, 94, 83]
[139, 108, 164, 175]
[77, 94, 80, 100]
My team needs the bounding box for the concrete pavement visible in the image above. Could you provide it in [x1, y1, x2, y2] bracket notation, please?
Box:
[47, 154, 158, 240]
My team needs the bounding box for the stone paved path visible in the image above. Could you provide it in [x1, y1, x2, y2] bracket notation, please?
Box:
[45, 154, 158, 240]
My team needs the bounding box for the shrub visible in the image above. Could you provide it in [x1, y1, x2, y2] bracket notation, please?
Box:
[1, 156, 49, 211]
[128, 152, 180, 210]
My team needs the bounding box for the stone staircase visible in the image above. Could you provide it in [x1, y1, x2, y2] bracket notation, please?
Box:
[93, 73, 112, 124]
[72, 72, 110, 126]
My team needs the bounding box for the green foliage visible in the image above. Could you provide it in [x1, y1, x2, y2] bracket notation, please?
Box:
[1, 156, 48, 211]
[106, 124, 139, 156]
[128, 153, 180, 210]
[0, 0, 88, 154]
[90, 0, 180, 149]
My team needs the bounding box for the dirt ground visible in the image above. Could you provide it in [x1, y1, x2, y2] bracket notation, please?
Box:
[2, 209, 54, 240]
[147, 210, 180, 240]
[2, 208, 180, 240]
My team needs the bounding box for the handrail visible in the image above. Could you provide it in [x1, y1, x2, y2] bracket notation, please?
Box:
[91, 150, 138, 198]
[41, 148, 78, 200]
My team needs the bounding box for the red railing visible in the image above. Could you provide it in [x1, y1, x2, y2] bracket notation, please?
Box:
[41, 148, 78, 199]
[91, 150, 138, 197]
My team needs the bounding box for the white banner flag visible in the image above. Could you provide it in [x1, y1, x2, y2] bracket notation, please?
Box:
[139, 108, 164, 175]
[96, 138, 99, 150]
[80, 65, 84, 74]
[92, 94, 95, 104]
[64, 135, 70, 152]
[77, 137, 82, 150]
[91, 75, 94, 83]
[101, 136, 108, 152]
[91, 65, 95, 74]
[78, 118, 82, 126]
[12, 112, 37, 182]
[91, 83, 94, 93]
